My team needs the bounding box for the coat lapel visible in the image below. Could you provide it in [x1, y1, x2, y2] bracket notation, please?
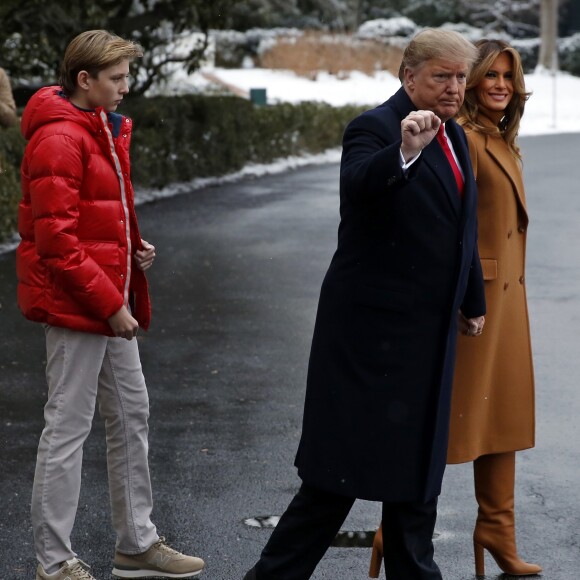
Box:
[423, 121, 464, 219]
[446, 120, 478, 225]
[484, 135, 529, 225]
[389, 89, 464, 219]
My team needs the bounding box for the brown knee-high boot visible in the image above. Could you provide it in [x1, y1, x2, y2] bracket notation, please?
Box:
[369, 524, 383, 577]
[473, 452, 542, 576]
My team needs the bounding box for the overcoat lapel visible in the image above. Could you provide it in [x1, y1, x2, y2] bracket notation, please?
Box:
[423, 134, 462, 219]
[389, 88, 463, 218]
[485, 135, 529, 225]
[446, 120, 477, 226]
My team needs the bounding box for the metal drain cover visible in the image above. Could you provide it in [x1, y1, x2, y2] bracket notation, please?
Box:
[243, 516, 379, 548]
[243, 517, 441, 548]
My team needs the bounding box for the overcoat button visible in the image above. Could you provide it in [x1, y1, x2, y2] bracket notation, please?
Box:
[507, 230, 512, 238]
[519, 276, 525, 284]
[504, 282, 509, 290]
[518, 226, 525, 233]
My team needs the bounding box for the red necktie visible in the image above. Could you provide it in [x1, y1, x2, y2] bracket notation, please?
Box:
[437, 125, 464, 197]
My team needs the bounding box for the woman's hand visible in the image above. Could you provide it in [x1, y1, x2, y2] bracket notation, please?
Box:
[458, 311, 485, 337]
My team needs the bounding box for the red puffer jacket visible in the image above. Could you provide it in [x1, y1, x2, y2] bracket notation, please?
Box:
[16, 86, 151, 336]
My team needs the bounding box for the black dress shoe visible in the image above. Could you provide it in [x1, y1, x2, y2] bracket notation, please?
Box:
[243, 566, 257, 580]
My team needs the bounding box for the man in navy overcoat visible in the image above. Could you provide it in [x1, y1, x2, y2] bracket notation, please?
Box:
[244, 28, 486, 580]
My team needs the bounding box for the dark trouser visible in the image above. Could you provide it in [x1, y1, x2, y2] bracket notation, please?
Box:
[245, 483, 442, 580]
[381, 495, 441, 579]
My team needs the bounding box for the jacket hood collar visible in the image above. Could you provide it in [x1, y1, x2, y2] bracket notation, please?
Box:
[21, 86, 115, 140]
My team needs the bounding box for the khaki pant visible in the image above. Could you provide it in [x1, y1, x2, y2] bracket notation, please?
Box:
[32, 325, 158, 574]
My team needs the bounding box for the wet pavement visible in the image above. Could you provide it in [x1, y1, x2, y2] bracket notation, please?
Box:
[1, 133, 579, 579]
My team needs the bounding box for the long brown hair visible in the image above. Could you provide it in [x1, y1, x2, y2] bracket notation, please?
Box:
[458, 39, 530, 159]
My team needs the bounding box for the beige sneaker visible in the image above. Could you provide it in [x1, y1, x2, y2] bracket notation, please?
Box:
[111, 537, 204, 578]
[36, 558, 97, 580]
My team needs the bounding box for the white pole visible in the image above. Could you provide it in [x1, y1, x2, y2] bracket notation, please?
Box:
[552, 66, 557, 129]
[551, 0, 559, 129]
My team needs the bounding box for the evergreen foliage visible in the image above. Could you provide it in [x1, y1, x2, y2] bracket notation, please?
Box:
[559, 33, 580, 75]
[0, 0, 235, 96]
[122, 95, 364, 188]
[0, 126, 26, 243]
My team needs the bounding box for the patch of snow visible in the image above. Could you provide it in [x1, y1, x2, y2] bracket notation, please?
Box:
[356, 18, 418, 40]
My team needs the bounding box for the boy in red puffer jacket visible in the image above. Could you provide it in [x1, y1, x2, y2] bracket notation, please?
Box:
[16, 30, 204, 580]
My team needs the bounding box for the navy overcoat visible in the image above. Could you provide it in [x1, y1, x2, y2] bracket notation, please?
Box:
[294, 87, 486, 503]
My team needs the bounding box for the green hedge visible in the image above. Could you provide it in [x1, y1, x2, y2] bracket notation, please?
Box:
[0, 125, 26, 243]
[560, 33, 580, 76]
[121, 95, 365, 188]
[0, 96, 365, 242]
[512, 35, 580, 75]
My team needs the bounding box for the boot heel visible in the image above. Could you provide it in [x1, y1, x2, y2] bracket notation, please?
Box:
[369, 527, 383, 578]
[369, 545, 382, 577]
[474, 541, 485, 576]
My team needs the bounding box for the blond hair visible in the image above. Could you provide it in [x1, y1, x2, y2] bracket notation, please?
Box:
[458, 39, 530, 159]
[399, 28, 478, 82]
[60, 30, 143, 96]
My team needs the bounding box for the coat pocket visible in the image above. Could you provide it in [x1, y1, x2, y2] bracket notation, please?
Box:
[480, 258, 498, 281]
[82, 241, 122, 266]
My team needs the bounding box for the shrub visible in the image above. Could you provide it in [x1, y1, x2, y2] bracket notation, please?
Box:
[0, 126, 26, 243]
[511, 38, 540, 73]
[212, 29, 253, 68]
[122, 95, 366, 189]
[122, 95, 253, 187]
[559, 33, 580, 76]
[356, 17, 418, 41]
[212, 28, 302, 68]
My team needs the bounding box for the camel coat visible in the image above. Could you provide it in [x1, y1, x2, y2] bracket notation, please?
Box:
[447, 118, 535, 464]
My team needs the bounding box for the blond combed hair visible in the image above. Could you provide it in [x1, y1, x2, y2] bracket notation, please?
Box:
[458, 39, 531, 159]
[399, 28, 478, 81]
[60, 29, 143, 96]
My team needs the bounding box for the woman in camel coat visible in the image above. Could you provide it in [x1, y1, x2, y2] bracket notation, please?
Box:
[447, 39, 540, 577]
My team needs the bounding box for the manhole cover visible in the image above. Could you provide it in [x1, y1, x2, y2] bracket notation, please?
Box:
[244, 516, 380, 548]
[243, 516, 441, 548]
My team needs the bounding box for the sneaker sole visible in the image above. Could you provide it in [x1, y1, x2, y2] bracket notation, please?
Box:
[111, 567, 203, 578]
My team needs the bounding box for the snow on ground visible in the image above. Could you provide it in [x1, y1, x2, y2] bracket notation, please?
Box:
[193, 66, 580, 137]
